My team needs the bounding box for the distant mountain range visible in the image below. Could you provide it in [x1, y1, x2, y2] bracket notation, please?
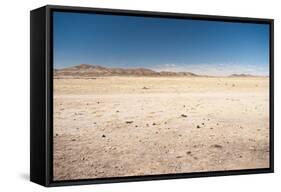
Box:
[54, 64, 263, 78]
[54, 64, 199, 78]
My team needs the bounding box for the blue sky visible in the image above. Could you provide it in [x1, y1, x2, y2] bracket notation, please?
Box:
[53, 11, 269, 76]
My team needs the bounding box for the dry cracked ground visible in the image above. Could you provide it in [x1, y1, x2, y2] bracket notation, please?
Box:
[53, 76, 270, 180]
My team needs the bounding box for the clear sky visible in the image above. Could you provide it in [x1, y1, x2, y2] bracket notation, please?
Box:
[53, 11, 269, 76]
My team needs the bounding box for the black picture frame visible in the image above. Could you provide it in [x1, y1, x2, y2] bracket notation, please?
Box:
[30, 5, 274, 187]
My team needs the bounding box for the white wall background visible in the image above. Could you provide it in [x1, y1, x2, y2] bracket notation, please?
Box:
[0, 0, 279, 191]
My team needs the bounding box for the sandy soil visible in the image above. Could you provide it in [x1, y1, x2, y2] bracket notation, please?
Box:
[53, 76, 270, 181]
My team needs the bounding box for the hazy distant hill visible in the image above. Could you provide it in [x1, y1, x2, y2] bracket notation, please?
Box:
[229, 74, 256, 77]
[54, 64, 199, 78]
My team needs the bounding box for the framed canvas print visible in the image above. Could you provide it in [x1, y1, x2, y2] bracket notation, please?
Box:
[30, 5, 274, 187]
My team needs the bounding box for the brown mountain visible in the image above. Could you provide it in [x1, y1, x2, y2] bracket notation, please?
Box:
[54, 64, 199, 78]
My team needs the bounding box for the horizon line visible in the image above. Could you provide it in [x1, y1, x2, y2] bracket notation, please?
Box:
[54, 63, 269, 77]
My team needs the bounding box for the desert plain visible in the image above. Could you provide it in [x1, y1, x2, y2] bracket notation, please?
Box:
[53, 75, 270, 180]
